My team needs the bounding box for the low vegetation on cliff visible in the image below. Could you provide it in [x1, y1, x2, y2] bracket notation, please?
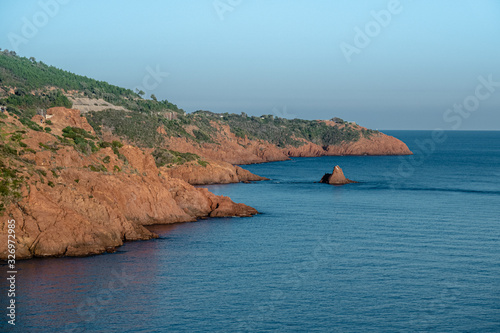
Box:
[0, 118, 34, 212]
[0, 145, 24, 212]
[214, 112, 378, 147]
[1, 51, 379, 150]
[152, 148, 208, 168]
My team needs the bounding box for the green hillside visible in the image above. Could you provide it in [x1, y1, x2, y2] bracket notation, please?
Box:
[0, 50, 181, 115]
[0, 51, 377, 148]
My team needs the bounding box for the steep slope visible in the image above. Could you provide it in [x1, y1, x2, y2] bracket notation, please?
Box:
[0, 109, 257, 259]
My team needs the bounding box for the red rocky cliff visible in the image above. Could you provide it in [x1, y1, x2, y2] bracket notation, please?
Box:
[160, 122, 412, 165]
[162, 159, 268, 185]
[0, 109, 259, 260]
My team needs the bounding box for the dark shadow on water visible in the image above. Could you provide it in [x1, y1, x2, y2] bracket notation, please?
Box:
[145, 223, 182, 235]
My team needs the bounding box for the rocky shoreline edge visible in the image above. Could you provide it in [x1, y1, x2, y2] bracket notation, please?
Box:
[0, 108, 412, 260]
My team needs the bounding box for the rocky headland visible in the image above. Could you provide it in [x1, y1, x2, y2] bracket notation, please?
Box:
[158, 121, 412, 166]
[0, 109, 257, 259]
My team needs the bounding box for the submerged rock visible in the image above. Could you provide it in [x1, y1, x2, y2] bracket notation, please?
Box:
[320, 165, 356, 185]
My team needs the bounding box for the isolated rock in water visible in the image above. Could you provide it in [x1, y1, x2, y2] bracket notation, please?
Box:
[320, 165, 356, 185]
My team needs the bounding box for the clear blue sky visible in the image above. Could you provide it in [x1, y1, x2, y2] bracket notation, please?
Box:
[1, 0, 499, 129]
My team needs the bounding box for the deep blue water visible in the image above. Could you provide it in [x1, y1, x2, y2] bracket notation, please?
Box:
[3, 131, 500, 332]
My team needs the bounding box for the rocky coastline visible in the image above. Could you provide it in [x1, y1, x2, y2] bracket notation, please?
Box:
[0, 109, 259, 260]
[0, 107, 412, 260]
[159, 122, 412, 166]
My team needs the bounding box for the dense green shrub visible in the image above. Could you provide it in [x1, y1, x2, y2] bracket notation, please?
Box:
[6, 89, 72, 110]
[193, 129, 213, 143]
[60, 126, 98, 154]
[0, 164, 23, 212]
[62, 126, 95, 139]
[87, 110, 164, 148]
[99, 141, 112, 148]
[112, 141, 123, 148]
[0, 144, 18, 156]
[152, 148, 199, 167]
[88, 164, 107, 172]
[19, 118, 43, 132]
[197, 160, 209, 167]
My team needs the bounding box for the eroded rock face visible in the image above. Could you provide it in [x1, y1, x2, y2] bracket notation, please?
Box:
[32, 107, 96, 137]
[3, 184, 154, 259]
[320, 165, 356, 185]
[0, 110, 259, 260]
[160, 122, 412, 165]
[0, 161, 259, 259]
[197, 188, 259, 217]
[162, 159, 268, 185]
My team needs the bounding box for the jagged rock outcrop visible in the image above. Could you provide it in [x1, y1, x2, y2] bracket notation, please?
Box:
[197, 188, 258, 217]
[320, 165, 356, 185]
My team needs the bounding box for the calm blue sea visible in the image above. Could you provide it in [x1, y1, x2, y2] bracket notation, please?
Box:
[3, 131, 500, 332]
